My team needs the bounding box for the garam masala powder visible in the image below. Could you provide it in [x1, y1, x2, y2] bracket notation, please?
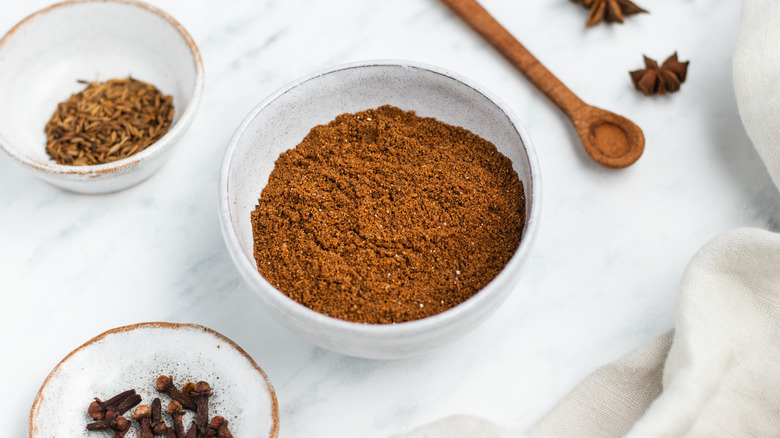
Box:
[251, 105, 525, 324]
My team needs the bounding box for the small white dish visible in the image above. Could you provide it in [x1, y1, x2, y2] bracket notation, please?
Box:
[0, 0, 204, 194]
[219, 60, 541, 359]
[29, 322, 279, 438]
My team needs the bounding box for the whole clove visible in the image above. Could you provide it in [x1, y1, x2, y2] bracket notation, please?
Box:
[87, 410, 131, 438]
[113, 393, 143, 415]
[87, 420, 114, 431]
[132, 405, 154, 438]
[87, 410, 121, 431]
[88, 401, 107, 422]
[209, 417, 234, 438]
[187, 381, 212, 436]
[166, 401, 186, 438]
[88, 389, 137, 420]
[156, 376, 197, 412]
[111, 416, 131, 438]
[150, 398, 169, 436]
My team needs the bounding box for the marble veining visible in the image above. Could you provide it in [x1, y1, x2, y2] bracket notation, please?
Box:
[2, 0, 779, 437]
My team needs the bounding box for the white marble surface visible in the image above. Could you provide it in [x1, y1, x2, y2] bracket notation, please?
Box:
[2, 0, 778, 437]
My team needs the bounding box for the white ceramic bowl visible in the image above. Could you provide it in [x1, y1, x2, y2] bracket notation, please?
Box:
[0, 0, 204, 194]
[219, 61, 541, 359]
[30, 322, 279, 438]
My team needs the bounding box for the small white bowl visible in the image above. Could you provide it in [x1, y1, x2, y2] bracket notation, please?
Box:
[0, 0, 204, 194]
[29, 322, 279, 437]
[219, 61, 541, 359]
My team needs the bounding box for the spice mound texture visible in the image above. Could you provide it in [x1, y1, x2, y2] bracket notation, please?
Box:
[45, 77, 174, 166]
[251, 105, 525, 324]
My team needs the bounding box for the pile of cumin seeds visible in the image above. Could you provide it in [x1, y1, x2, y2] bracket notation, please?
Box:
[45, 77, 174, 166]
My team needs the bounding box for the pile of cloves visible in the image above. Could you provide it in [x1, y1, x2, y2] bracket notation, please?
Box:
[86, 376, 233, 438]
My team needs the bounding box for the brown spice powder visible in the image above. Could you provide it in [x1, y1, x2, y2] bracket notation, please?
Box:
[251, 105, 525, 324]
[45, 77, 174, 166]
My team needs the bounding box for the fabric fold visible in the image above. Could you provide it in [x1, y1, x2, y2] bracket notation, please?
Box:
[626, 228, 780, 437]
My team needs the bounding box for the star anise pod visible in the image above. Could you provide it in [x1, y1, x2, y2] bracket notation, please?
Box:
[630, 53, 690, 96]
[572, 0, 648, 27]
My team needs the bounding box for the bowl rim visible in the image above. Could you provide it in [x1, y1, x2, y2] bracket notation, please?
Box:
[0, 0, 205, 178]
[219, 59, 542, 338]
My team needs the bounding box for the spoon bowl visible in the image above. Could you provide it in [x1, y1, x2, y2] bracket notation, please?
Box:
[573, 106, 645, 168]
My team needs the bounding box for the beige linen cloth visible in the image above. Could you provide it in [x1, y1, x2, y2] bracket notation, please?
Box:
[393, 1, 780, 437]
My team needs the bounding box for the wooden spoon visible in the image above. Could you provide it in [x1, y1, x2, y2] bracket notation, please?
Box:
[440, 0, 644, 168]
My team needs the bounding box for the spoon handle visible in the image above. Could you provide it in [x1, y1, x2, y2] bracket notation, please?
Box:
[439, 0, 586, 118]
